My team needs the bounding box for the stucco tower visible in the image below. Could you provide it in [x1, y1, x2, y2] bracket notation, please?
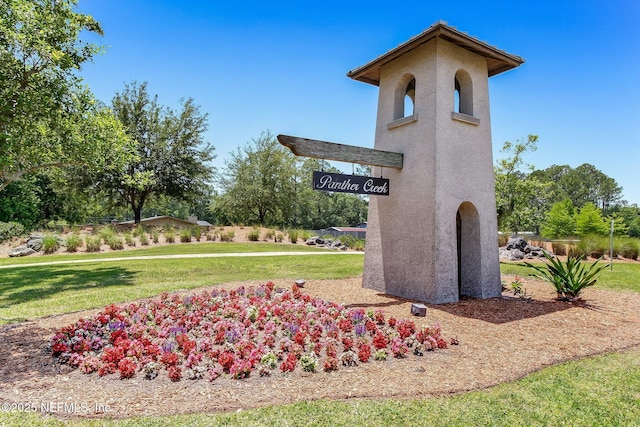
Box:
[349, 21, 524, 304]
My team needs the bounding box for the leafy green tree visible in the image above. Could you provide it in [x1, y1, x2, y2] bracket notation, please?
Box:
[533, 163, 623, 214]
[494, 135, 553, 234]
[608, 213, 629, 236]
[629, 217, 640, 238]
[0, 0, 131, 191]
[214, 131, 296, 225]
[0, 176, 40, 228]
[70, 82, 215, 223]
[293, 158, 368, 229]
[574, 203, 607, 236]
[541, 199, 576, 239]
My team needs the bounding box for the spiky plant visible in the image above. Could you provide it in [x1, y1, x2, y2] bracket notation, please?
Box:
[525, 252, 609, 300]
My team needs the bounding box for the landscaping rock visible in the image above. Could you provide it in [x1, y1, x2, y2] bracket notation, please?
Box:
[499, 236, 553, 261]
[499, 248, 525, 261]
[27, 237, 43, 251]
[9, 245, 36, 257]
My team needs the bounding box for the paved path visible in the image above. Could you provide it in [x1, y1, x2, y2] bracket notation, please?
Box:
[0, 251, 363, 269]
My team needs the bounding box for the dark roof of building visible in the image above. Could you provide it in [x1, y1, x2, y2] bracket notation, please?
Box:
[346, 20, 525, 86]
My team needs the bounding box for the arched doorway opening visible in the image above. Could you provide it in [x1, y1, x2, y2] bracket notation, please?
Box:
[456, 202, 481, 298]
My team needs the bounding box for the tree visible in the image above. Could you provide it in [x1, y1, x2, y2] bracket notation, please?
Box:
[214, 131, 296, 225]
[293, 158, 368, 229]
[541, 198, 576, 239]
[494, 135, 553, 234]
[574, 203, 607, 236]
[0, 0, 131, 191]
[533, 163, 623, 214]
[72, 82, 215, 223]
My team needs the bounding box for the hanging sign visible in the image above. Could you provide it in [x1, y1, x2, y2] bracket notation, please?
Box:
[312, 171, 390, 196]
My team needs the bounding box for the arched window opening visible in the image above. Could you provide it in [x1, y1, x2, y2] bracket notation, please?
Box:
[454, 70, 473, 116]
[404, 78, 415, 117]
[393, 74, 416, 120]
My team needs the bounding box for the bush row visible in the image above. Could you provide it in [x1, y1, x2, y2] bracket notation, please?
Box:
[0, 221, 25, 243]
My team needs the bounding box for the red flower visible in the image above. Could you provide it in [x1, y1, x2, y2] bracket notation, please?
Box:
[293, 331, 307, 346]
[168, 365, 182, 382]
[372, 333, 389, 350]
[118, 358, 137, 379]
[279, 352, 297, 372]
[358, 344, 372, 363]
[218, 350, 235, 371]
[323, 356, 338, 372]
[341, 336, 354, 352]
[160, 351, 179, 367]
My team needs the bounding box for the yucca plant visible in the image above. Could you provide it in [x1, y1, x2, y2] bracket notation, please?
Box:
[525, 252, 609, 300]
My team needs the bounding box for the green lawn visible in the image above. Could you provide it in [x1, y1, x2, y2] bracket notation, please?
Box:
[3, 346, 639, 426]
[500, 260, 640, 293]
[0, 242, 327, 266]
[2, 245, 640, 426]
[0, 252, 364, 324]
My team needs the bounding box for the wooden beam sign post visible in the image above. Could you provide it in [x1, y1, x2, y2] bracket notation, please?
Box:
[277, 135, 403, 170]
[277, 134, 401, 197]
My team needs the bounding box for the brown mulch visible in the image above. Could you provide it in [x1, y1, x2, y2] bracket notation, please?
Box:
[2, 275, 640, 419]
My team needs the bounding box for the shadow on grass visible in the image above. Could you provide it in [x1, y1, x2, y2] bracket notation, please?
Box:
[0, 265, 136, 309]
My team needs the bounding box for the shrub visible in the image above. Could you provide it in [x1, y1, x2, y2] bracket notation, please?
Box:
[43, 235, 60, 254]
[106, 235, 124, 250]
[206, 232, 216, 241]
[351, 239, 366, 251]
[248, 228, 260, 242]
[525, 252, 609, 300]
[339, 235, 356, 248]
[124, 232, 135, 247]
[302, 230, 313, 241]
[164, 228, 176, 243]
[219, 230, 235, 242]
[193, 227, 202, 241]
[551, 242, 567, 256]
[573, 235, 606, 259]
[151, 229, 160, 243]
[617, 237, 639, 260]
[133, 225, 146, 238]
[140, 233, 150, 246]
[98, 226, 116, 242]
[497, 234, 509, 247]
[265, 229, 276, 240]
[65, 233, 82, 253]
[0, 221, 25, 243]
[85, 236, 102, 252]
[276, 233, 284, 243]
[180, 228, 192, 243]
[289, 229, 299, 244]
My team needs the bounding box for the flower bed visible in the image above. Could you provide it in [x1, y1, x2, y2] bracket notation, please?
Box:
[51, 282, 454, 381]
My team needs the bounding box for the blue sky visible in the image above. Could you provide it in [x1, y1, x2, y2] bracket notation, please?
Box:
[78, 0, 640, 204]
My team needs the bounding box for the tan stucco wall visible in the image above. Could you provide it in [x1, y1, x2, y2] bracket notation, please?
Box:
[363, 38, 501, 304]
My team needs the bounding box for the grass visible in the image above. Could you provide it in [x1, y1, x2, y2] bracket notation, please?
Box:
[2, 345, 639, 426]
[2, 244, 640, 425]
[0, 242, 331, 266]
[500, 260, 640, 293]
[0, 253, 364, 324]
